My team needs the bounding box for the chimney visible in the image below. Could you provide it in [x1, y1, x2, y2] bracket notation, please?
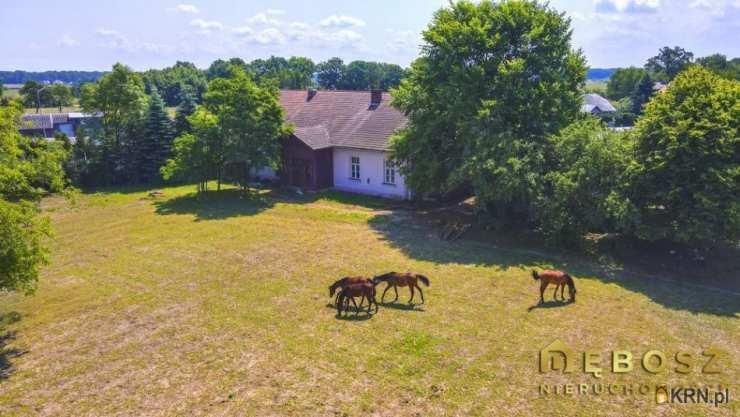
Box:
[370, 90, 382, 107]
[307, 88, 317, 101]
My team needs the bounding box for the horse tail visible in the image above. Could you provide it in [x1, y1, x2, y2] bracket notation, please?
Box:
[417, 274, 430, 287]
[532, 270, 540, 280]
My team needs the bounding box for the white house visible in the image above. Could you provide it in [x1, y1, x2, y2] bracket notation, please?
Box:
[278, 89, 412, 199]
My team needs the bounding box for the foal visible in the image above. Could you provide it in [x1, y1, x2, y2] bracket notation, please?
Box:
[328, 276, 373, 310]
[372, 272, 430, 304]
[532, 270, 576, 303]
[336, 282, 378, 315]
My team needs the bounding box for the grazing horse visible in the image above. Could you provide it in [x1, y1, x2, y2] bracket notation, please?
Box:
[329, 276, 373, 310]
[336, 282, 378, 315]
[372, 272, 430, 304]
[532, 270, 576, 303]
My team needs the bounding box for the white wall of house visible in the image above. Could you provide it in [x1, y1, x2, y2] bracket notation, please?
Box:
[332, 147, 410, 199]
[251, 166, 278, 180]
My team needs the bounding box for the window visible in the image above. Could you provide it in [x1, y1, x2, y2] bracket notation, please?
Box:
[350, 156, 360, 180]
[384, 159, 396, 185]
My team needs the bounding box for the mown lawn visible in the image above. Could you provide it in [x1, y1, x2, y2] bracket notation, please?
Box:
[0, 184, 737, 416]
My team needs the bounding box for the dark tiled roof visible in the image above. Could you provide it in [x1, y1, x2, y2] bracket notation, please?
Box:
[279, 90, 407, 151]
[21, 114, 55, 130]
[582, 93, 616, 113]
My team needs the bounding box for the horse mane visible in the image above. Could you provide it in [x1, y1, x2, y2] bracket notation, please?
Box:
[329, 277, 349, 297]
[565, 274, 576, 292]
[372, 272, 394, 283]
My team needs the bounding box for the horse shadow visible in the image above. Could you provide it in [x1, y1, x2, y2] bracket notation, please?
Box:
[326, 303, 377, 321]
[527, 299, 574, 312]
[379, 302, 425, 312]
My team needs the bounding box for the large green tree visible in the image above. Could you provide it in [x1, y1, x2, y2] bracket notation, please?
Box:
[47, 84, 73, 112]
[163, 66, 291, 191]
[537, 118, 634, 243]
[0, 101, 68, 293]
[606, 67, 647, 100]
[629, 66, 739, 244]
[80, 63, 148, 184]
[391, 0, 586, 220]
[141, 61, 207, 106]
[696, 53, 740, 81]
[316, 57, 346, 90]
[645, 46, 694, 81]
[19, 80, 53, 111]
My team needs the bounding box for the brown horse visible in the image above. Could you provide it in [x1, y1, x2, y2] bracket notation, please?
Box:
[372, 272, 430, 304]
[336, 282, 378, 315]
[532, 270, 576, 303]
[329, 276, 373, 310]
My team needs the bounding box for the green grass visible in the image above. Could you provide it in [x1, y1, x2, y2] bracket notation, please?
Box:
[23, 105, 81, 114]
[2, 87, 19, 99]
[0, 183, 737, 416]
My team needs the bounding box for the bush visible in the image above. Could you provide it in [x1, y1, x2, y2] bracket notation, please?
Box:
[629, 66, 739, 244]
[536, 118, 635, 244]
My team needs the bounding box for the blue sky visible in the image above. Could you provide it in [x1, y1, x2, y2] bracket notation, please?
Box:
[2, 0, 739, 71]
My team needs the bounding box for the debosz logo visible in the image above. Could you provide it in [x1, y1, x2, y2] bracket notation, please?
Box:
[537, 340, 731, 407]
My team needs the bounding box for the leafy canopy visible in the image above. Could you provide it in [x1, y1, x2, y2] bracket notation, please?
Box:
[630, 66, 739, 244]
[391, 0, 586, 217]
[0, 102, 68, 293]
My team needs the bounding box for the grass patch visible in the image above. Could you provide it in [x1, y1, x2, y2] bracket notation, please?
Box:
[0, 183, 737, 416]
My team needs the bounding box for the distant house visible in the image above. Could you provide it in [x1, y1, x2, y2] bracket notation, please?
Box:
[653, 81, 668, 93]
[277, 90, 411, 199]
[581, 93, 616, 114]
[19, 112, 100, 140]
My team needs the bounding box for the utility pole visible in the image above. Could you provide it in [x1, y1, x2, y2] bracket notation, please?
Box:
[36, 85, 48, 114]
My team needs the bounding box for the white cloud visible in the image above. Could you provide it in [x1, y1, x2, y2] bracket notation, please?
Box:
[319, 15, 366, 28]
[248, 12, 281, 26]
[265, 9, 285, 15]
[251, 28, 287, 45]
[96, 28, 174, 54]
[189, 18, 224, 34]
[169, 4, 199, 14]
[232, 25, 254, 36]
[96, 29, 133, 50]
[57, 34, 79, 47]
[595, 0, 661, 13]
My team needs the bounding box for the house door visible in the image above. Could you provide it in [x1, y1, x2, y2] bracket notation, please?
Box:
[290, 158, 313, 188]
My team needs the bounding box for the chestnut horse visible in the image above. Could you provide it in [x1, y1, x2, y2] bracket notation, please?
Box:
[372, 272, 430, 304]
[336, 282, 378, 315]
[532, 270, 576, 303]
[329, 276, 373, 310]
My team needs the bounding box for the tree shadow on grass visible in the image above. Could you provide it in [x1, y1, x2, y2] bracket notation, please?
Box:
[368, 216, 740, 318]
[153, 189, 276, 221]
[0, 312, 25, 381]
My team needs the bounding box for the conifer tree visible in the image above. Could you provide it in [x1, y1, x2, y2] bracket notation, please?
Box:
[141, 88, 173, 182]
[174, 90, 197, 137]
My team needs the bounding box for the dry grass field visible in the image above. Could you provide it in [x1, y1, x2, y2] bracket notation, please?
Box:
[0, 184, 737, 416]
